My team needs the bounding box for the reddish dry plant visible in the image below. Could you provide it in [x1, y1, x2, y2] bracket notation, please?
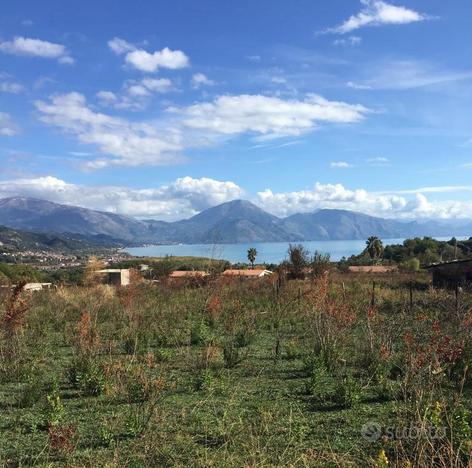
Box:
[48, 423, 77, 454]
[205, 294, 221, 324]
[403, 320, 464, 371]
[2, 282, 29, 338]
[223, 298, 244, 334]
[117, 269, 141, 312]
[76, 310, 100, 355]
[379, 342, 391, 361]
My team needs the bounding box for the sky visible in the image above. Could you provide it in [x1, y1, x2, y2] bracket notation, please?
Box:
[1, 0, 472, 221]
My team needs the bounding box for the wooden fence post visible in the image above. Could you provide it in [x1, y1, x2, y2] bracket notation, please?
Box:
[455, 283, 460, 314]
[371, 281, 376, 307]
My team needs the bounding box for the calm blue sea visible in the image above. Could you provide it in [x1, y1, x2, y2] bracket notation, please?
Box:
[125, 238, 411, 264]
[125, 237, 466, 264]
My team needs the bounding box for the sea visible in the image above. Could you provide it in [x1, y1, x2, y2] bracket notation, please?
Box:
[124, 238, 441, 264]
[124, 237, 468, 264]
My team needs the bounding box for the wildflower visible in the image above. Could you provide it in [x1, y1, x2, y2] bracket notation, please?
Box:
[377, 449, 389, 466]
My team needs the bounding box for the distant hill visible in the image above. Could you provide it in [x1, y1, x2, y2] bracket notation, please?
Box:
[0, 197, 151, 242]
[0, 225, 116, 254]
[0, 196, 470, 245]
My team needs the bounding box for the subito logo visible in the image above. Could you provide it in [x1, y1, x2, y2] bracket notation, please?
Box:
[361, 421, 382, 442]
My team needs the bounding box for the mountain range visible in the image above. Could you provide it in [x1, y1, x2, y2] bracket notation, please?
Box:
[0, 196, 470, 246]
[0, 225, 117, 254]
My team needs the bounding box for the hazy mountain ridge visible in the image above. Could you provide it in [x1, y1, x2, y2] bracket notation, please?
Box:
[0, 225, 119, 254]
[0, 197, 470, 246]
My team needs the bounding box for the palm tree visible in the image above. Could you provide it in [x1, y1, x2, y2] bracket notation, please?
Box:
[247, 247, 257, 269]
[365, 236, 384, 263]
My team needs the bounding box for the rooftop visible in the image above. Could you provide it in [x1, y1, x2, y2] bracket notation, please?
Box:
[222, 269, 272, 277]
[170, 270, 208, 278]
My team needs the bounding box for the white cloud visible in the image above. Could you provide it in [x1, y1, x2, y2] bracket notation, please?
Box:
[256, 182, 472, 220]
[333, 36, 362, 46]
[97, 78, 173, 110]
[0, 176, 244, 220]
[35, 90, 369, 168]
[350, 60, 472, 90]
[0, 112, 19, 136]
[0, 36, 73, 64]
[271, 76, 287, 84]
[366, 156, 389, 165]
[0, 81, 24, 94]
[2, 176, 472, 221]
[328, 0, 427, 34]
[108, 37, 189, 73]
[126, 47, 189, 72]
[346, 81, 373, 90]
[107, 37, 135, 55]
[177, 94, 369, 140]
[35, 92, 183, 169]
[330, 161, 353, 168]
[191, 73, 215, 88]
[96, 90, 118, 103]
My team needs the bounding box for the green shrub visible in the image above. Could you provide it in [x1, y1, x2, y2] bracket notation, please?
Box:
[306, 357, 334, 402]
[68, 357, 106, 396]
[234, 329, 253, 348]
[190, 320, 214, 346]
[334, 375, 362, 408]
[284, 340, 301, 359]
[222, 343, 242, 368]
[154, 348, 175, 362]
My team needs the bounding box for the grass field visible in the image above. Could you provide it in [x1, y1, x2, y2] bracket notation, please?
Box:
[1, 271, 472, 466]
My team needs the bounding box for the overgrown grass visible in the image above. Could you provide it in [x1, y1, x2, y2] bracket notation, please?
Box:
[0, 272, 471, 466]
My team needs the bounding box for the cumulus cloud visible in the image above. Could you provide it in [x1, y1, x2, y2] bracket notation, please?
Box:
[35, 91, 368, 169]
[256, 183, 472, 220]
[0, 176, 244, 220]
[327, 0, 428, 34]
[2, 176, 471, 220]
[177, 94, 369, 140]
[107, 37, 189, 73]
[107, 37, 135, 55]
[0, 112, 19, 136]
[35, 92, 182, 169]
[0, 36, 73, 64]
[0, 73, 24, 93]
[126, 47, 189, 72]
[97, 78, 174, 110]
[191, 73, 215, 88]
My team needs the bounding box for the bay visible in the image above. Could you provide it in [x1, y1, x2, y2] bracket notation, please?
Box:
[125, 238, 413, 264]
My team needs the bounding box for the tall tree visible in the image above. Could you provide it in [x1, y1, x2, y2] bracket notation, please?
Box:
[287, 244, 310, 279]
[365, 236, 384, 263]
[247, 247, 257, 269]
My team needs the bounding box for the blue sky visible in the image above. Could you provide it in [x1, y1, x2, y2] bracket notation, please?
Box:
[1, 0, 472, 220]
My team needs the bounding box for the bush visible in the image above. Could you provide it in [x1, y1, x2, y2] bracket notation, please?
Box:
[401, 257, 420, 272]
[222, 342, 242, 368]
[154, 348, 176, 362]
[306, 357, 334, 402]
[190, 320, 214, 346]
[334, 375, 362, 408]
[284, 340, 301, 359]
[68, 357, 106, 397]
